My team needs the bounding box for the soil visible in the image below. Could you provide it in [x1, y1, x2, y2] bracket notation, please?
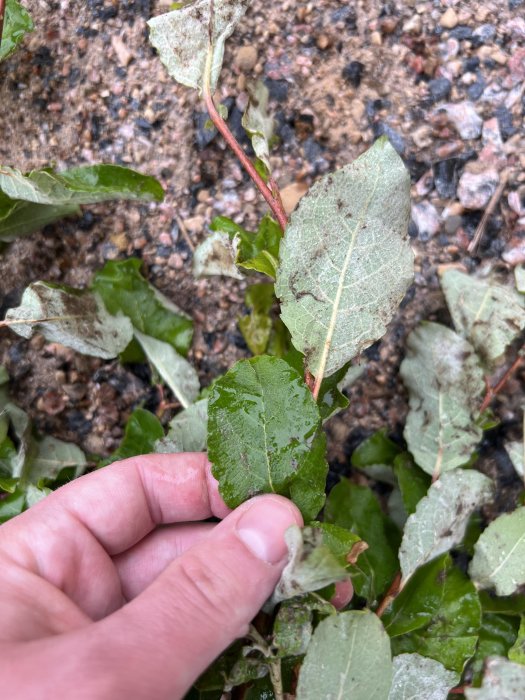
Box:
[1, 0, 525, 491]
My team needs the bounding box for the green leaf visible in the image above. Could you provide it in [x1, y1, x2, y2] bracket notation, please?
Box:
[479, 592, 525, 616]
[311, 521, 362, 568]
[470, 507, 525, 596]
[324, 479, 399, 603]
[352, 429, 401, 467]
[0, 200, 80, 243]
[441, 269, 525, 368]
[0, 488, 25, 523]
[384, 554, 481, 673]
[269, 525, 350, 606]
[393, 452, 431, 515]
[509, 617, 525, 665]
[25, 484, 51, 508]
[134, 331, 199, 409]
[102, 408, 164, 466]
[208, 356, 327, 518]
[239, 283, 274, 355]
[399, 469, 493, 583]
[296, 611, 392, 700]
[469, 614, 520, 684]
[0, 0, 33, 63]
[155, 399, 208, 453]
[193, 231, 244, 280]
[465, 657, 525, 699]
[0, 165, 163, 205]
[92, 258, 193, 356]
[388, 653, 459, 700]
[220, 215, 282, 279]
[148, 0, 250, 93]
[5, 282, 134, 359]
[288, 429, 328, 521]
[29, 436, 86, 483]
[276, 137, 413, 382]
[242, 81, 274, 173]
[273, 596, 335, 658]
[400, 322, 485, 478]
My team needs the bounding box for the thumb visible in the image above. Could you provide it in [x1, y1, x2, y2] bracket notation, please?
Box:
[98, 495, 302, 699]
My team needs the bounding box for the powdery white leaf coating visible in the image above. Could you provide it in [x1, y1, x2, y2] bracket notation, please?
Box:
[155, 399, 208, 453]
[388, 654, 459, 700]
[441, 269, 525, 367]
[470, 507, 525, 596]
[465, 657, 525, 700]
[400, 322, 485, 478]
[135, 331, 199, 409]
[242, 81, 273, 172]
[276, 137, 413, 381]
[399, 469, 493, 583]
[193, 231, 244, 279]
[5, 282, 133, 359]
[148, 0, 251, 93]
[296, 611, 392, 700]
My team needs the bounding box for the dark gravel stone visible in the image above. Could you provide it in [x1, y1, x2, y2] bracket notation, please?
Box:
[364, 341, 381, 362]
[495, 105, 517, 141]
[432, 158, 461, 198]
[194, 112, 217, 149]
[32, 46, 54, 67]
[342, 60, 365, 88]
[509, 0, 524, 8]
[372, 122, 405, 154]
[66, 411, 93, 437]
[78, 211, 97, 231]
[463, 56, 480, 72]
[427, 77, 452, 102]
[264, 79, 289, 101]
[408, 220, 418, 239]
[449, 25, 473, 41]
[331, 6, 357, 31]
[467, 80, 485, 101]
[303, 137, 323, 164]
[366, 98, 391, 120]
[472, 24, 496, 46]
[135, 117, 152, 132]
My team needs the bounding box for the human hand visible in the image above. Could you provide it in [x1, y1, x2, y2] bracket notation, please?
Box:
[0, 453, 302, 699]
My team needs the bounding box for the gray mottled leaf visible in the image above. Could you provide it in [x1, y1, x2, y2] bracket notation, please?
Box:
[155, 399, 208, 453]
[465, 657, 525, 700]
[135, 331, 199, 409]
[515, 265, 525, 294]
[296, 611, 392, 700]
[273, 596, 335, 658]
[400, 469, 493, 583]
[242, 81, 273, 172]
[270, 525, 349, 607]
[441, 269, 525, 367]
[400, 322, 485, 478]
[506, 439, 524, 481]
[276, 137, 413, 381]
[148, 0, 250, 93]
[30, 436, 86, 482]
[470, 507, 525, 596]
[388, 654, 459, 700]
[5, 282, 133, 359]
[193, 231, 244, 279]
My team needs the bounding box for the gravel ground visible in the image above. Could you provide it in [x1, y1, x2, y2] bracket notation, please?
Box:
[1, 0, 525, 480]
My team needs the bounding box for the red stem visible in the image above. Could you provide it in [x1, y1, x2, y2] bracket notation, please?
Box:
[202, 89, 288, 232]
[0, 0, 6, 51]
[376, 571, 402, 617]
[480, 354, 524, 413]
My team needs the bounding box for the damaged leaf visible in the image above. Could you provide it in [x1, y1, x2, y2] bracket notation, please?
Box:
[148, 0, 250, 93]
[388, 654, 459, 700]
[273, 595, 335, 658]
[399, 468, 493, 583]
[470, 507, 525, 596]
[5, 282, 134, 359]
[242, 81, 274, 173]
[441, 269, 525, 368]
[276, 137, 413, 382]
[400, 322, 485, 478]
[193, 231, 244, 279]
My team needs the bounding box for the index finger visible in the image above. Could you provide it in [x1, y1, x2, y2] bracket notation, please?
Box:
[1, 453, 230, 556]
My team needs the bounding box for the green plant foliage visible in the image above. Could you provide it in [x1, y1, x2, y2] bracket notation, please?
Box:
[440, 269, 525, 368]
[393, 452, 431, 515]
[469, 614, 520, 684]
[276, 137, 413, 382]
[148, 0, 250, 93]
[92, 258, 193, 356]
[272, 595, 335, 658]
[470, 507, 525, 596]
[242, 81, 274, 174]
[384, 554, 481, 673]
[239, 283, 274, 355]
[400, 322, 485, 478]
[208, 356, 327, 518]
[399, 469, 493, 583]
[465, 657, 525, 699]
[102, 408, 164, 466]
[351, 428, 401, 468]
[155, 399, 208, 453]
[5, 282, 134, 359]
[509, 617, 525, 664]
[134, 330, 199, 409]
[388, 653, 459, 700]
[0, 0, 33, 63]
[324, 479, 399, 602]
[296, 611, 392, 700]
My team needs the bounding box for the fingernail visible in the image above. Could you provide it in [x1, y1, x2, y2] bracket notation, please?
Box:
[235, 498, 298, 564]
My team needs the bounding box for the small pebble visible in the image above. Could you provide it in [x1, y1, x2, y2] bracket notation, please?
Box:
[436, 101, 482, 140]
[440, 8, 458, 29]
[235, 45, 258, 72]
[342, 60, 365, 88]
[411, 201, 440, 241]
[427, 77, 452, 102]
[457, 169, 499, 209]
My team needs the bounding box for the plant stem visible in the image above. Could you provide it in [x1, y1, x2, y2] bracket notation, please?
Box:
[268, 657, 284, 700]
[0, 0, 6, 52]
[375, 571, 402, 617]
[480, 354, 524, 413]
